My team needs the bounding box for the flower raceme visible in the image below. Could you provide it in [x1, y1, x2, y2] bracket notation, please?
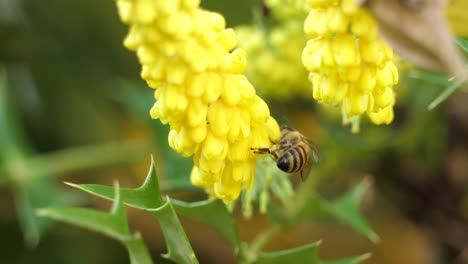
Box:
[302, 0, 399, 125]
[115, 0, 280, 202]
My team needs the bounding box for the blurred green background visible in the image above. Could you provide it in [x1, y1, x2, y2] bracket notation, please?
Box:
[1, 0, 468, 263]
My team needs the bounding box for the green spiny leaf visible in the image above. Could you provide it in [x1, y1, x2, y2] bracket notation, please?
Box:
[324, 180, 378, 242]
[149, 198, 198, 264]
[256, 241, 321, 264]
[66, 157, 163, 209]
[172, 198, 240, 246]
[302, 180, 378, 242]
[322, 253, 371, 264]
[37, 184, 130, 241]
[124, 232, 154, 264]
[38, 185, 153, 264]
[68, 159, 198, 262]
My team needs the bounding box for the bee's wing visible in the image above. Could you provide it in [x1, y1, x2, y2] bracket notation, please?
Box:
[305, 138, 320, 163]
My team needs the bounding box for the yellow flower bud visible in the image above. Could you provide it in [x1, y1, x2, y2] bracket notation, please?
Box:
[187, 98, 207, 127]
[343, 89, 369, 116]
[266, 116, 280, 143]
[360, 39, 387, 66]
[304, 9, 329, 37]
[350, 9, 377, 39]
[328, 7, 349, 33]
[249, 96, 270, 122]
[202, 131, 227, 160]
[221, 75, 241, 106]
[189, 123, 207, 143]
[357, 66, 377, 93]
[341, 0, 358, 15]
[332, 34, 360, 67]
[368, 105, 394, 125]
[373, 87, 395, 109]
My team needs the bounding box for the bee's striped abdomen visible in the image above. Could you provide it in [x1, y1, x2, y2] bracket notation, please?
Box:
[277, 144, 307, 173]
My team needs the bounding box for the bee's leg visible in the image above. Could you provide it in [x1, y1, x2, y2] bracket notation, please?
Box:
[250, 147, 271, 154]
[271, 151, 280, 162]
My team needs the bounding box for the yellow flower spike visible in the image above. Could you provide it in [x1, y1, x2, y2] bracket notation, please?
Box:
[303, 0, 398, 126]
[343, 88, 369, 116]
[332, 34, 360, 67]
[116, 0, 280, 202]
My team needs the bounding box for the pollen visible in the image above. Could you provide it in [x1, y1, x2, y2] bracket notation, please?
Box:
[116, 0, 280, 202]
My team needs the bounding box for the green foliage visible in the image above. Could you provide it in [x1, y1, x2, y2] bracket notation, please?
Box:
[256, 241, 321, 264]
[37, 157, 373, 263]
[65, 158, 198, 263]
[38, 184, 153, 264]
[303, 180, 378, 242]
[0, 67, 72, 247]
[172, 199, 241, 247]
[425, 37, 468, 110]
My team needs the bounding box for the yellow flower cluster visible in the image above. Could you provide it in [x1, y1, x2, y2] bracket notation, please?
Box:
[115, 0, 280, 202]
[302, 0, 399, 125]
[236, 20, 310, 100]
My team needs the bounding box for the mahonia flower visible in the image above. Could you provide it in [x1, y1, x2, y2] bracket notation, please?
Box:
[302, 0, 399, 125]
[115, 0, 280, 202]
[236, 20, 310, 100]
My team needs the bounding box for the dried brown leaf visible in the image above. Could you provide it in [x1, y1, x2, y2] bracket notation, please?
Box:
[367, 0, 466, 80]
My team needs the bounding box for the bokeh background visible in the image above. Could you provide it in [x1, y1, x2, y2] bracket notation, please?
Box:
[1, 0, 468, 263]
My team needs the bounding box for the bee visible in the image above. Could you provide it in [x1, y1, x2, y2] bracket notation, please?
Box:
[251, 126, 319, 180]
